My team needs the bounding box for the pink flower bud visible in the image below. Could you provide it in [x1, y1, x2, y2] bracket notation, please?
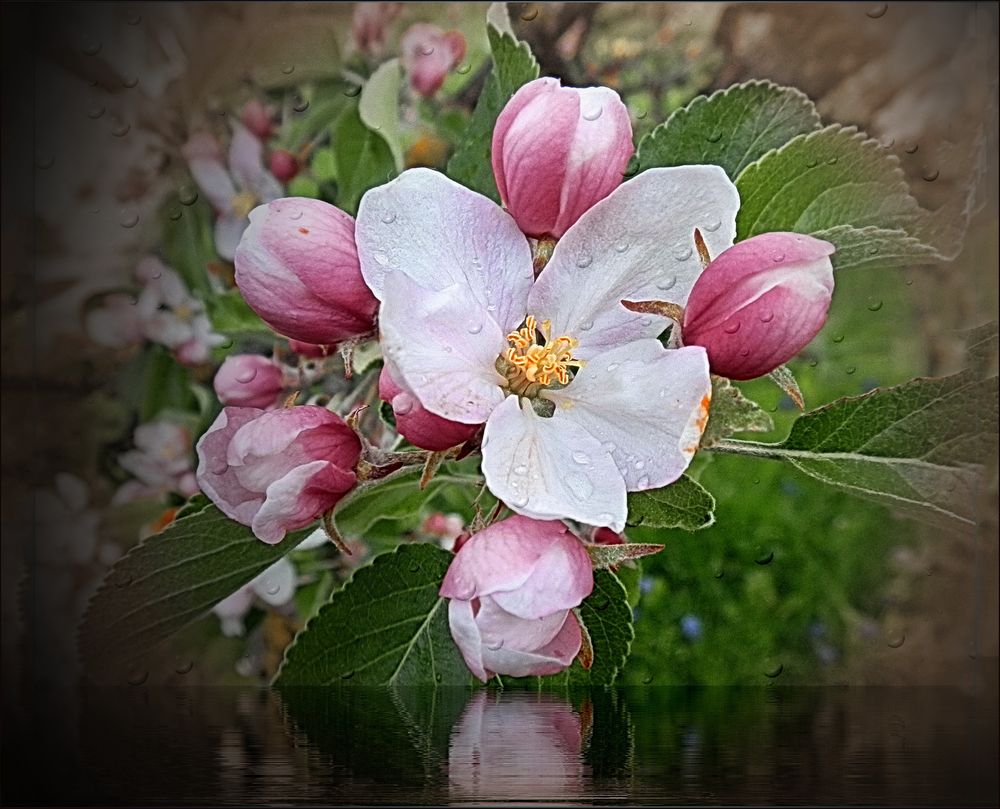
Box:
[234, 197, 379, 346]
[240, 99, 274, 140]
[287, 339, 330, 358]
[492, 77, 634, 239]
[379, 364, 478, 451]
[400, 23, 467, 98]
[439, 515, 593, 682]
[195, 406, 361, 544]
[682, 232, 835, 380]
[213, 355, 286, 409]
[269, 149, 299, 183]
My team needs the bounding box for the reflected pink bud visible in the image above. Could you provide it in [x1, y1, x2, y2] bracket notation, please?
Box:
[400, 23, 466, 97]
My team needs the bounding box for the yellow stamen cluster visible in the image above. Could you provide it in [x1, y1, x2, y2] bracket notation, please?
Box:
[504, 315, 581, 390]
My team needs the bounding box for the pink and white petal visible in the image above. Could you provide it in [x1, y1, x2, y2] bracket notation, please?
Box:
[251, 460, 355, 544]
[196, 407, 266, 525]
[215, 215, 247, 262]
[546, 341, 711, 490]
[481, 396, 627, 531]
[355, 168, 533, 332]
[440, 514, 568, 601]
[186, 157, 237, 212]
[448, 599, 489, 682]
[489, 536, 593, 620]
[475, 596, 570, 652]
[250, 557, 296, 606]
[380, 273, 507, 424]
[480, 610, 581, 678]
[228, 122, 271, 196]
[527, 166, 740, 359]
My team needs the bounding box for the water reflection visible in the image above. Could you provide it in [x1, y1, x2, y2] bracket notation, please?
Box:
[3, 684, 996, 805]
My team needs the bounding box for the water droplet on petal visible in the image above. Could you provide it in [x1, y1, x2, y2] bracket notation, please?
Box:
[606, 362, 620, 372]
[759, 311, 775, 323]
[723, 321, 741, 334]
[514, 464, 528, 475]
[703, 219, 723, 232]
[420, 44, 435, 56]
[656, 276, 677, 291]
[613, 238, 629, 253]
[579, 320, 594, 332]
[637, 475, 650, 488]
[755, 550, 774, 565]
[510, 492, 529, 507]
[572, 451, 590, 465]
[266, 581, 281, 595]
[887, 632, 906, 648]
[281, 63, 295, 75]
[904, 142, 919, 154]
[582, 104, 603, 122]
[111, 120, 131, 137]
[520, 5, 539, 20]
[467, 322, 483, 335]
[922, 168, 939, 182]
[168, 207, 183, 221]
[380, 211, 397, 224]
[673, 245, 693, 261]
[119, 210, 140, 228]
[393, 393, 415, 416]
[236, 367, 258, 384]
[127, 668, 148, 686]
[772, 252, 785, 262]
[576, 253, 593, 268]
[826, 156, 838, 165]
[486, 639, 505, 651]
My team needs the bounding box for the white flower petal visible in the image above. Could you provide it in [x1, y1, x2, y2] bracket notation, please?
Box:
[356, 168, 533, 332]
[214, 215, 247, 262]
[250, 557, 296, 606]
[546, 341, 711, 490]
[380, 272, 507, 424]
[187, 157, 236, 212]
[528, 166, 740, 358]
[296, 528, 329, 551]
[481, 396, 627, 531]
[228, 122, 283, 202]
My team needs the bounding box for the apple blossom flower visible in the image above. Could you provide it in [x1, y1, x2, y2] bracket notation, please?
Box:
[113, 420, 199, 504]
[212, 528, 327, 637]
[440, 515, 593, 681]
[84, 292, 144, 349]
[240, 99, 275, 141]
[400, 23, 467, 97]
[234, 197, 379, 346]
[133, 257, 226, 365]
[492, 77, 634, 239]
[213, 354, 287, 409]
[379, 363, 478, 451]
[448, 691, 585, 801]
[183, 124, 283, 261]
[356, 167, 735, 530]
[351, 2, 402, 57]
[195, 405, 362, 544]
[681, 232, 836, 380]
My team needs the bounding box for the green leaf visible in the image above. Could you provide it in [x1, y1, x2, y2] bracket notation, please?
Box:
[206, 289, 272, 337]
[700, 377, 774, 449]
[286, 175, 320, 199]
[359, 58, 404, 170]
[283, 85, 348, 151]
[332, 102, 396, 215]
[445, 24, 539, 199]
[632, 80, 821, 180]
[734, 125, 945, 266]
[116, 346, 197, 422]
[275, 543, 471, 686]
[161, 197, 216, 295]
[332, 462, 482, 543]
[79, 505, 309, 683]
[626, 474, 716, 531]
[713, 361, 998, 527]
[310, 147, 338, 183]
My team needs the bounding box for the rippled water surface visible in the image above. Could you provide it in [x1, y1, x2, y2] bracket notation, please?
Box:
[4, 685, 997, 805]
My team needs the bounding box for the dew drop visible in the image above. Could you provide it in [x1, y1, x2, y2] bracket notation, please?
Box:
[119, 210, 140, 228]
[82, 40, 102, 55]
[467, 321, 483, 335]
[879, 134, 895, 148]
[831, 334, 845, 343]
[511, 492, 529, 507]
[673, 245, 693, 261]
[764, 663, 784, 678]
[755, 550, 774, 565]
[759, 311, 775, 323]
[703, 219, 722, 233]
[809, 359, 819, 367]
[606, 362, 621, 372]
[904, 142, 918, 154]
[167, 207, 183, 221]
[340, 670, 355, 680]
[656, 276, 678, 291]
[393, 393, 415, 416]
[706, 131, 722, 143]
[723, 321, 741, 335]
[641, 673, 654, 684]
[846, 366, 857, 375]
[288, 209, 304, 220]
[514, 464, 528, 475]
[175, 660, 194, 675]
[613, 238, 629, 253]
[867, 299, 884, 312]
[634, 107, 648, 120]
[904, 276, 914, 286]
[579, 320, 594, 332]
[87, 105, 106, 119]
[111, 120, 131, 137]
[582, 104, 604, 122]
[637, 475, 650, 488]
[380, 211, 397, 224]
[236, 367, 258, 384]
[127, 669, 148, 686]
[420, 44, 435, 56]
[123, 75, 139, 88]
[887, 632, 906, 648]
[593, 595, 611, 611]
[739, 347, 751, 357]
[486, 639, 505, 651]
[635, 459, 645, 470]
[866, 3, 888, 18]
[805, 157, 819, 168]
[867, 244, 879, 255]
[456, 62, 471, 74]
[281, 63, 295, 75]
[266, 581, 281, 596]
[344, 84, 362, 98]
[576, 253, 593, 268]
[714, 570, 724, 579]
[520, 5, 539, 20]
[826, 156, 838, 165]
[922, 168, 939, 182]
[292, 96, 310, 113]
[178, 185, 199, 205]
[572, 451, 590, 465]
